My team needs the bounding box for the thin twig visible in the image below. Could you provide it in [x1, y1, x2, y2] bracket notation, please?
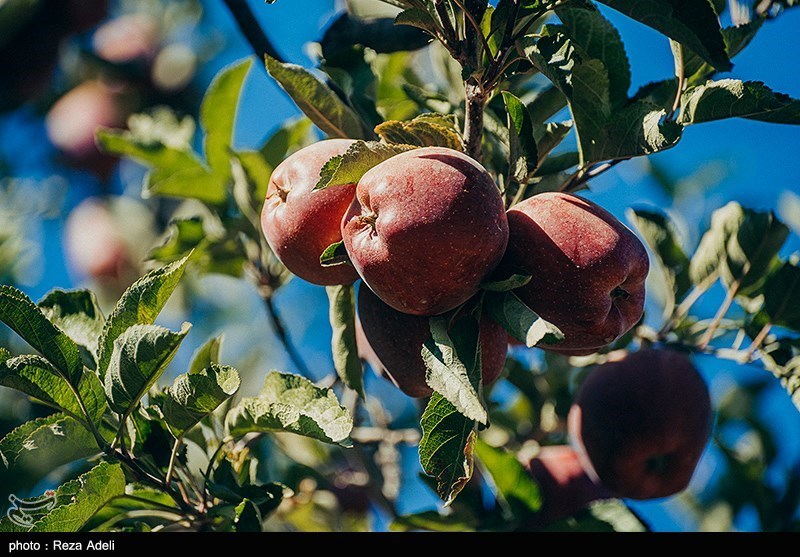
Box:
[165, 436, 183, 486]
[263, 295, 312, 377]
[434, 0, 457, 43]
[745, 322, 772, 361]
[698, 280, 740, 349]
[451, 0, 492, 60]
[561, 158, 626, 192]
[223, 0, 285, 63]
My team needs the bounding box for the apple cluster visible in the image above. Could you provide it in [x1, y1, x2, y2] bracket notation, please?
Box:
[260, 140, 713, 512]
[261, 140, 651, 392]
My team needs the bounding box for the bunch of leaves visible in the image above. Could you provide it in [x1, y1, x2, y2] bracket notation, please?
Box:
[0, 256, 353, 532]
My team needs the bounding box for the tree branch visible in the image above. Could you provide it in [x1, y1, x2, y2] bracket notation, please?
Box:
[464, 83, 486, 162]
[223, 0, 285, 63]
[263, 295, 312, 377]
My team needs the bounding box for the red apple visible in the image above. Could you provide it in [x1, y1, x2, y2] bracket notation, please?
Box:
[341, 147, 508, 316]
[64, 197, 131, 281]
[45, 80, 132, 178]
[357, 284, 507, 398]
[92, 13, 160, 65]
[261, 139, 360, 286]
[521, 445, 610, 528]
[499, 192, 649, 355]
[567, 348, 713, 500]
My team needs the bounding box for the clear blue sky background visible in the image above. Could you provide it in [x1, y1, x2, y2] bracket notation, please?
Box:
[2, 0, 799, 532]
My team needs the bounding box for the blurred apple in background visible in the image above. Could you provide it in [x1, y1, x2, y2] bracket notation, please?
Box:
[45, 80, 134, 180]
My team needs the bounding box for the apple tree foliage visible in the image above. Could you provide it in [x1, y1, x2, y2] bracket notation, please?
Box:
[2, 0, 800, 532]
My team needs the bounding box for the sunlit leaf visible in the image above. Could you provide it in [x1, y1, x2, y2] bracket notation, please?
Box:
[104, 323, 191, 416]
[38, 290, 105, 365]
[265, 54, 366, 139]
[422, 315, 488, 425]
[419, 393, 476, 506]
[225, 371, 353, 445]
[160, 364, 241, 436]
[97, 256, 190, 378]
[0, 286, 83, 384]
[0, 461, 125, 532]
[314, 140, 415, 190]
[681, 79, 800, 125]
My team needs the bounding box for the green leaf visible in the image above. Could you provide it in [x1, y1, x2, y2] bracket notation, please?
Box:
[475, 439, 542, 515]
[556, 5, 631, 110]
[680, 79, 800, 125]
[97, 255, 191, 378]
[763, 260, 800, 330]
[484, 290, 564, 347]
[422, 315, 488, 425]
[1, 461, 126, 532]
[395, 8, 439, 38]
[105, 323, 191, 416]
[160, 364, 241, 436]
[189, 335, 223, 375]
[502, 92, 538, 183]
[314, 140, 416, 190]
[265, 54, 366, 139]
[544, 499, 650, 532]
[225, 371, 353, 445]
[234, 499, 263, 532]
[722, 207, 789, 295]
[96, 130, 226, 205]
[260, 117, 315, 170]
[596, 0, 731, 72]
[0, 414, 100, 473]
[419, 392, 476, 506]
[0, 355, 106, 425]
[201, 58, 253, 181]
[688, 202, 789, 295]
[38, 290, 105, 364]
[320, 241, 351, 267]
[569, 59, 612, 163]
[326, 285, 364, 398]
[481, 274, 532, 292]
[684, 20, 764, 87]
[375, 114, 464, 150]
[0, 286, 83, 384]
[628, 208, 691, 302]
[322, 46, 382, 133]
[630, 79, 679, 111]
[585, 100, 682, 163]
[521, 33, 681, 165]
[689, 201, 743, 288]
[148, 218, 247, 279]
[233, 150, 273, 217]
[527, 86, 568, 125]
[534, 121, 573, 165]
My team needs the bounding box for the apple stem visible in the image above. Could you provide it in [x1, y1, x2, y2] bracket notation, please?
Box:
[698, 280, 740, 349]
[359, 213, 378, 229]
